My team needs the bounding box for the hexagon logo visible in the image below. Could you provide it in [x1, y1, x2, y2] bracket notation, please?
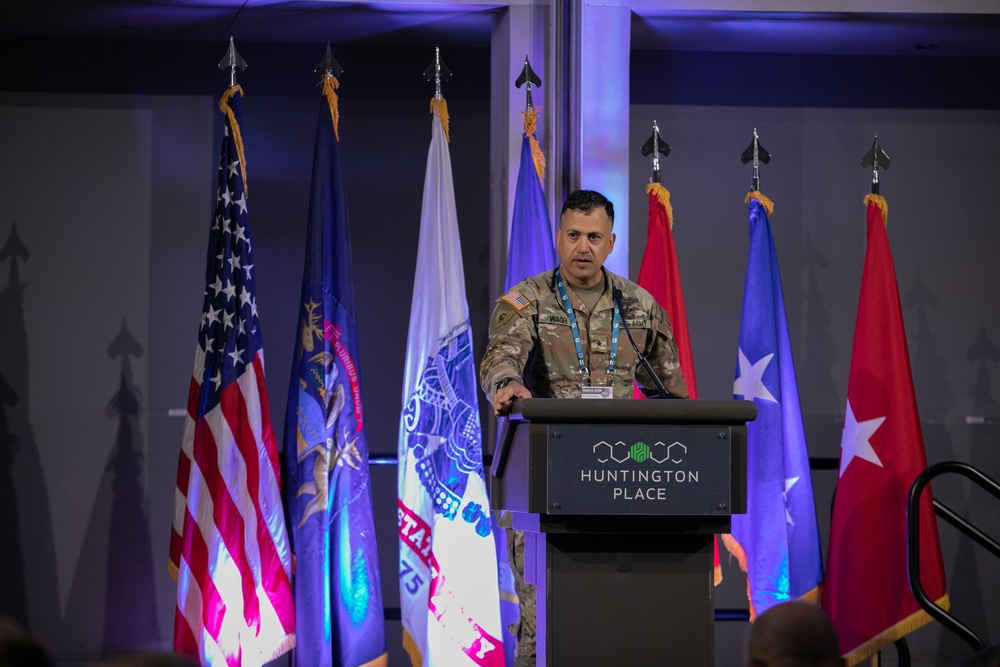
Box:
[609, 440, 631, 463]
[649, 440, 669, 464]
[593, 440, 612, 463]
[665, 441, 687, 464]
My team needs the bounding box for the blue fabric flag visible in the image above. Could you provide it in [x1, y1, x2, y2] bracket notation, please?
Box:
[283, 80, 387, 667]
[504, 132, 555, 290]
[726, 195, 823, 617]
[495, 121, 553, 665]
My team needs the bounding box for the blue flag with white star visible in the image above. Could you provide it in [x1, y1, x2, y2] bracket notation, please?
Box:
[282, 76, 387, 667]
[724, 194, 823, 617]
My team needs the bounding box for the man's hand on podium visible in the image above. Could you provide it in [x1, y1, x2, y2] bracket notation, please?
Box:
[492, 379, 532, 417]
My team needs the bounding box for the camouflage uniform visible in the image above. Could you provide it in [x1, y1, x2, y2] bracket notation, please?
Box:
[480, 267, 689, 665]
[481, 267, 688, 401]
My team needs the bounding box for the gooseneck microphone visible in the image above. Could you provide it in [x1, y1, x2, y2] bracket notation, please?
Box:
[613, 284, 683, 399]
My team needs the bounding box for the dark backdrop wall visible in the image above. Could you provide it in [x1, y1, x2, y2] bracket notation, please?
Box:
[1, 33, 999, 667]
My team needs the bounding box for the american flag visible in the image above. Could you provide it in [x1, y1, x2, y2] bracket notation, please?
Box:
[169, 86, 296, 666]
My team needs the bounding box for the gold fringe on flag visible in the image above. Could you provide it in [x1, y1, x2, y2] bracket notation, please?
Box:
[721, 532, 824, 622]
[842, 593, 950, 666]
[522, 107, 546, 181]
[402, 629, 422, 667]
[720, 534, 758, 619]
[219, 85, 249, 196]
[647, 182, 674, 229]
[745, 190, 774, 216]
[863, 193, 889, 226]
[430, 97, 450, 143]
[321, 74, 340, 142]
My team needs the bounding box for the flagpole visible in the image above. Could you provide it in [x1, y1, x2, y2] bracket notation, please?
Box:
[398, 48, 504, 667]
[283, 44, 388, 667]
[725, 130, 824, 620]
[170, 39, 296, 665]
[505, 55, 555, 292]
[635, 120, 726, 586]
[822, 136, 948, 665]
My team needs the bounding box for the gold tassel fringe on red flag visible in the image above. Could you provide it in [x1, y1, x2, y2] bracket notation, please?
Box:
[863, 193, 889, 226]
[647, 182, 675, 229]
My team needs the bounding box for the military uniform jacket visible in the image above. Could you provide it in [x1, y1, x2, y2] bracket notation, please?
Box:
[480, 267, 689, 400]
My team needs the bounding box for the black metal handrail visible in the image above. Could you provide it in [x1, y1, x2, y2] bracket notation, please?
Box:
[907, 460, 1000, 653]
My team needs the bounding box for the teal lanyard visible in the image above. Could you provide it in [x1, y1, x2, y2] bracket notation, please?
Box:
[553, 267, 621, 382]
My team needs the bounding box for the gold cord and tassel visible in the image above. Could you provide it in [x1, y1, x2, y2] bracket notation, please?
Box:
[745, 190, 775, 216]
[430, 98, 450, 142]
[218, 85, 249, 196]
[647, 182, 674, 228]
[522, 108, 546, 181]
[321, 74, 340, 142]
[863, 193, 889, 226]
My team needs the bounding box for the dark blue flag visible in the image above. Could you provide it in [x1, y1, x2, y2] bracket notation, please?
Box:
[283, 75, 387, 667]
[504, 117, 555, 290]
[725, 193, 823, 617]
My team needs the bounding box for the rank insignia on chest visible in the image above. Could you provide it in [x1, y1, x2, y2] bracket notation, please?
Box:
[501, 289, 529, 310]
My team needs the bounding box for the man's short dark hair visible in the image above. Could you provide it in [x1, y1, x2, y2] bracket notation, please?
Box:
[561, 190, 614, 226]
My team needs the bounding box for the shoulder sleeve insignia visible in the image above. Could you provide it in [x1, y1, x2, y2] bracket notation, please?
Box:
[500, 289, 530, 310]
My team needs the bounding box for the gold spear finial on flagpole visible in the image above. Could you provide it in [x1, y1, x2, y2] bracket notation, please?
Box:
[217, 37, 249, 194]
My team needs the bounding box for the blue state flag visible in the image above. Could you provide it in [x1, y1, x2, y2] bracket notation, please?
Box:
[724, 193, 823, 617]
[283, 75, 387, 667]
[494, 112, 554, 665]
[505, 121, 555, 290]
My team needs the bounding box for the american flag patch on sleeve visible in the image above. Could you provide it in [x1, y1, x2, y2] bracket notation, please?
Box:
[501, 289, 529, 310]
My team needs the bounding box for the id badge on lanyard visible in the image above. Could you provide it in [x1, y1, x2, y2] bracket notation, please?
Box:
[554, 267, 620, 400]
[581, 385, 613, 399]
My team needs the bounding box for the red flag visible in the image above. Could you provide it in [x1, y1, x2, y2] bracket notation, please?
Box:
[636, 183, 697, 398]
[635, 183, 721, 582]
[821, 194, 948, 665]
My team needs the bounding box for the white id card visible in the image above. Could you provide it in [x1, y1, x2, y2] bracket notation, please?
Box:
[581, 385, 613, 399]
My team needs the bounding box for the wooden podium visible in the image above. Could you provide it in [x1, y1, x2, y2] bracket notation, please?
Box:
[490, 398, 756, 666]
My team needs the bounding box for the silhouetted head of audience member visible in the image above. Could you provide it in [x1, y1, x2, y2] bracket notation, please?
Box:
[0, 617, 53, 667]
[745, 601, 846, 667]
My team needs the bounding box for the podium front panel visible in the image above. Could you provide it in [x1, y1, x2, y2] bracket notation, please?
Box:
[545, 424, 733, 515]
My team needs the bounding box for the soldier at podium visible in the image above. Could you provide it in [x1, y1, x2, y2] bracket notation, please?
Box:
[480, 189, 689, 665]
